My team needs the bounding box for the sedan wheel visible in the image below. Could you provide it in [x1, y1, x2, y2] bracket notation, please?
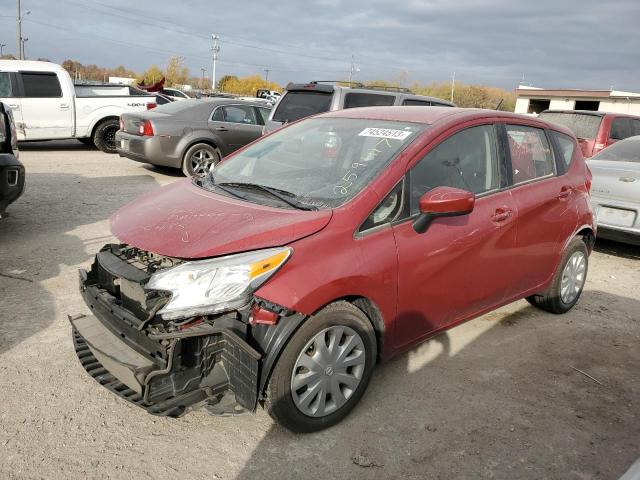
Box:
[182, 143, 221, 176]
[560, 251, 587, 304]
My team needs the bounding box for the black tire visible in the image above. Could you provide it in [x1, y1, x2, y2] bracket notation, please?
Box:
[78, 137, 95, 147]
[181, 143, 221, 176]
[265, 301, 377, 433]
[526, 236, 589, 314]
[93, 118, 120, 154]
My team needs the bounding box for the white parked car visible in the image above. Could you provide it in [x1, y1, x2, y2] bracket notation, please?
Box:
[159, 88, 190, 101]
[0, 60, 157, 153]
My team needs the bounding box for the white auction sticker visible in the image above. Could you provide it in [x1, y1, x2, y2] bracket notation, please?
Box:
[358, 127, 413, 140]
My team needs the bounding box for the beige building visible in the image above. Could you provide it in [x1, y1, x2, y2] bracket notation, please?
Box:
[514, 86, 640, 115]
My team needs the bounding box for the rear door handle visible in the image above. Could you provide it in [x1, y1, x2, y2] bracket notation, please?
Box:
[59, 103, 70, 111]
[491, 207, 513, 223]
[215, 126, 228, 131]
[558, 186, 572, 200]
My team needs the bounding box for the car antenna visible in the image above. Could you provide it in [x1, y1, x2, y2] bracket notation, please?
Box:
[495, 98, 504, 110]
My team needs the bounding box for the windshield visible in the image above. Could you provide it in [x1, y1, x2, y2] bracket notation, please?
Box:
[592, 136, 640, 163]
[538, 112, 602, 139]
[272, 91, 333, 123]
[205, 117, 426, 209]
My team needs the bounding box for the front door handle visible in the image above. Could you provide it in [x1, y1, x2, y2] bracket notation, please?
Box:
[558, 186, 572, 200]
[7, 103, 19, 110]
[59, 103, 70, 111]
[491, 207, 513, 223]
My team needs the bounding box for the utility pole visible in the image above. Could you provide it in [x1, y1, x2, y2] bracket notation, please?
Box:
[21, 37, 28, 60]
[200, 67, 205, 89]
[348, 54, 360, 84]
[16, 0, 22, 60]
[264, 68, 271, 83]
[211, 34, 220, 91]
[450, 71, 456, 102]
[0, 43, 6, 56]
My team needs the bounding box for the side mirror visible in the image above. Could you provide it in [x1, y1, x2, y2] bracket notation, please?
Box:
[412, 186, 475, 234]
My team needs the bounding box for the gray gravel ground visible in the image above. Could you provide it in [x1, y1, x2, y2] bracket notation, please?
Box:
[0, 141, 638, 480]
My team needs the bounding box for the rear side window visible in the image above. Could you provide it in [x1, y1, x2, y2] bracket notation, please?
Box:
[633, 119, 640, 136]
[20, 72, 62, 98]
[272, 91, 332, 122]
[410, 125, 500, 214]
[403, 99, 432, 106]
[221, 105, 256, 124]
[538, 112, 602, 140]
[0, 73, 15, 97]
[550, 131, 576, 172]
[344, 92, 395, 109]
[506, 125, 555, 185]
[610, 118, 632, 140]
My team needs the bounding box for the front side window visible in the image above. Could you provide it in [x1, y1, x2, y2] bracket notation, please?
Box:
[206, 118, 425, 210]
[410, 125, 500, 215]
[0, 73, 15, 97]
[222, 105, 256, 125]
[344, 93, 395, 109]
[506, 125, 555, 185]
[20, 72, 62, 98]
[550, 131, 576, 171]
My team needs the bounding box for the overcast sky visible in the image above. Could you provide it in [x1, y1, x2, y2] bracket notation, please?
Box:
[1, 0, 639, 91]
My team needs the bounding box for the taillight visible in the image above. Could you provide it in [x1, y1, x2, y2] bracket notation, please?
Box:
[139, 120, 154, 136]
[119, 117, 124, 131]
[146, 102, 157, 110]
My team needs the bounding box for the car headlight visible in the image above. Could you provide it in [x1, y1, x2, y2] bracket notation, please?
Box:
[146, 247, 291, 320]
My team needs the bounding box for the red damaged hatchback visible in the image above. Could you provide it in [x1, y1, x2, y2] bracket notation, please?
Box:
[72, 107, 595, 432]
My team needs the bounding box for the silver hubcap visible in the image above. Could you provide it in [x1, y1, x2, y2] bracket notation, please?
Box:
[291, 326, 366, 418]
[190, 148, 217, 175]
[560, 251, 587, 304]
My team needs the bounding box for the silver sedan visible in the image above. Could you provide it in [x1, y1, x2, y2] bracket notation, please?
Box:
[115, 99, 271, 176]
[590, 135, 640, 245]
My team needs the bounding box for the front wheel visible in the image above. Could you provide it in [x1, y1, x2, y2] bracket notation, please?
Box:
[526, 237, 589, 314]
[265, 301, 377, 433]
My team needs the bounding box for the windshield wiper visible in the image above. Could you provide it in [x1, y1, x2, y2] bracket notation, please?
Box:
[217, 182, 318, 211]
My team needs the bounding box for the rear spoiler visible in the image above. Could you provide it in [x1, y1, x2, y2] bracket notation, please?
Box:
[285, 82, 334, 93]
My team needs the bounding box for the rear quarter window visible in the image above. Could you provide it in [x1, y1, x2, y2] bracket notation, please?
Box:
[272, 91, 332, 122]
[550, 131, 576, 174]
[343, 92, 395, 109]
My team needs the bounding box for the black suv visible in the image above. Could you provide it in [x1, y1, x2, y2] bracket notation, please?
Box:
[0, 102, 24, 218]
[264, 81, 455, 133]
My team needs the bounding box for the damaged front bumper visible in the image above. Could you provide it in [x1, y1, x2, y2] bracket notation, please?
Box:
[71, 247, 263, 417]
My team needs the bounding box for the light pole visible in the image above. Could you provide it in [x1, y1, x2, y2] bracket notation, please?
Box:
[0, 43, 6, 56]
[16, 0, 22, 60]
[21, 37, 28, 60]
[211, 34, 220, 91]
[264, 68, 271, 83]
[200, 67, 205, 89]
[348, 54, 360, 84]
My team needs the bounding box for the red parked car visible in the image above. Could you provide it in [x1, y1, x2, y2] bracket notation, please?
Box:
[71, 107, 595, 432]
[538, 110, 640, 158]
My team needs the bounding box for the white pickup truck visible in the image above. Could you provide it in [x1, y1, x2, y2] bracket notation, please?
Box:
[0, 60, 157, 153]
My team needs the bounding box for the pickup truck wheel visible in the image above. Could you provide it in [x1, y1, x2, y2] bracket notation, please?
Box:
[93, 119, 119, 154]
[182, 143, 221, 176]
[526, 237, 589, 314]
[265, 301, 376, 433]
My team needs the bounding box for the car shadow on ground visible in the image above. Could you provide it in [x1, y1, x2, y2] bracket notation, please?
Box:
[234, 290, 639, 480]
[141, 163, 185, 178]
[18, 140, 96, 151]
[594, 238, 640, 260]
[0, 171, 162, 355]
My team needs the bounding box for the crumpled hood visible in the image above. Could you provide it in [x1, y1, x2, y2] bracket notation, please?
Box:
[110, 179, 332, 259]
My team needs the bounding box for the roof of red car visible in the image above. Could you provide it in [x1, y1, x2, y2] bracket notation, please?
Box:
[320, 106, 536, 125]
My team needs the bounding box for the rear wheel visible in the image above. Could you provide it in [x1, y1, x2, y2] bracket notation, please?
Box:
[93, 119, 119, 153]
[526, 237, 588, 314]
[181, 143, 221, 176]
[265, 301, 376, 433]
